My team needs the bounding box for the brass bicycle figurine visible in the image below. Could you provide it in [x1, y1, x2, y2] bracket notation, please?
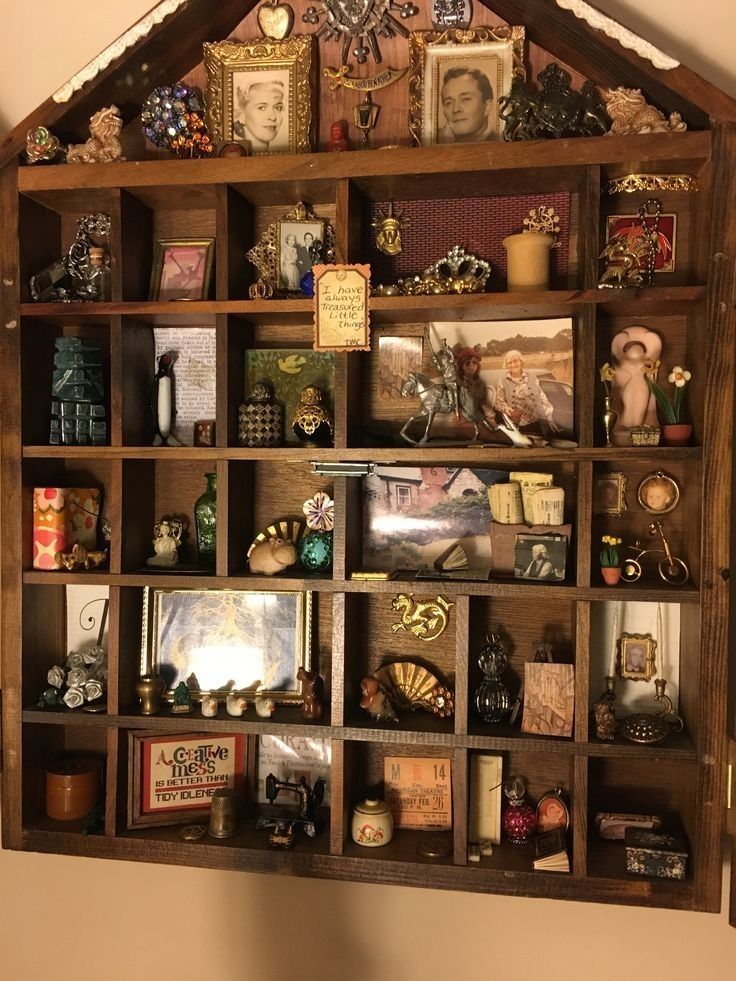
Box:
[620, 521, 689, 585]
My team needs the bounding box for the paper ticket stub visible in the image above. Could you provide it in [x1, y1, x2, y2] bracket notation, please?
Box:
[384, 756, 452, 830]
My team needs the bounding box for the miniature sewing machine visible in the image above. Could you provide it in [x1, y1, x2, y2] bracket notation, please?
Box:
[255, 773, 326, 849]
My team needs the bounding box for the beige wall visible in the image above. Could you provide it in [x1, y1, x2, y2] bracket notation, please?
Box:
[1, 2, 736, 978]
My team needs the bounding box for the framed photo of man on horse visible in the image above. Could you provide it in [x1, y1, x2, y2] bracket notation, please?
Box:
[398, 319, 574, 446]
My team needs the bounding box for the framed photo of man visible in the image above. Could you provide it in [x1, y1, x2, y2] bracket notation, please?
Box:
[409, 27, 526, 147]
[203, 37, 314, 154]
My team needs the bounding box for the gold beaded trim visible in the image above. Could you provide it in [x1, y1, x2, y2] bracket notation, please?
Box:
[606, 174, 698, 195]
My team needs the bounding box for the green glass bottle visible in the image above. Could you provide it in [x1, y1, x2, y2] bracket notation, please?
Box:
[194, 471, 217, 569]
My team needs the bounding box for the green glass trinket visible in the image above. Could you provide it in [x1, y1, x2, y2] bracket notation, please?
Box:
[298, 531, 333, 573]
[194, 471, 217, 569]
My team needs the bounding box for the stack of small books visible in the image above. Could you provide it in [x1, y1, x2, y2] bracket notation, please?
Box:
[533, 828, 570, 872]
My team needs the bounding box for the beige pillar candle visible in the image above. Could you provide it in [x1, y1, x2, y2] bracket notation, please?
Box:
[503, 231, 554, 292]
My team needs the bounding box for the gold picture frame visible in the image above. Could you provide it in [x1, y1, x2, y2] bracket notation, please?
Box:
[203, 37, 314, 155]
[149, 238, 215, 301]
[593, 471, 628, 516]
[246, 201, 334, 296]
[617, 632, 657, 682]
[140, 587, 312, 702]
[408, 26, 526, 147]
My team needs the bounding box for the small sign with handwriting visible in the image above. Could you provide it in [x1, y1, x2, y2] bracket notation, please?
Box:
[313, 263, 371, 352]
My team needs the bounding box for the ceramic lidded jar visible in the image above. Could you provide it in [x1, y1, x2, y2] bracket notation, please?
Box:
[351, 798, 393, 847]
[238, 381, 282, 448]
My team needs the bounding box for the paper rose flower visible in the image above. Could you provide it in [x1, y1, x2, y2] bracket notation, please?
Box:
[67, 651, 86, 669]
[47, 665, 65, 689]
[84, 679, 104, 702]
[67, 667, 88, 688]
[303, 492, 334, 532]
[63, 687, 85, 709]
[82, 645, 105, 666]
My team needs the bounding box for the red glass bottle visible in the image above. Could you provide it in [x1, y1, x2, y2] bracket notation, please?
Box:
[502, 776, 536, 845]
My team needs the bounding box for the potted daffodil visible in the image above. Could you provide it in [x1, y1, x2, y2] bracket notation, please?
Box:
[647, 365, 693, 446]
[600, 535, 623, 586]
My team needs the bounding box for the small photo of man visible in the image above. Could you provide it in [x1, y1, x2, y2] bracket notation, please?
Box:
[437, 65, 496, 143]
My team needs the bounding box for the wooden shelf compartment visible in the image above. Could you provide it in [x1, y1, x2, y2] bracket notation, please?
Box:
[114, 585, 334, 721]
[21, 318, 112, 447]
[591, 457, 702, 590]
[338, 591, 458, 737]
[466, 595, 577, 741]
[586, 757, 698, 887]
[588, 599, 700, 751]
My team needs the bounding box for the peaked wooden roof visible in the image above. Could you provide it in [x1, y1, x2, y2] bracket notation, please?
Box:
[2, 0, 735, 170]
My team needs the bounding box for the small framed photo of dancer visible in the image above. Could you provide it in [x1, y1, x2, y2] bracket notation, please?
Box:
[150, 239, 214, 301]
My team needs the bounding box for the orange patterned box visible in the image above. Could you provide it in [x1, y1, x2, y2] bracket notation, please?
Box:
[32, 487, 101, 569]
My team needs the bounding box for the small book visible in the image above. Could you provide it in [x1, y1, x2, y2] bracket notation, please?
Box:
[533, 828, 570, 872]
[488, 482, 523, 524]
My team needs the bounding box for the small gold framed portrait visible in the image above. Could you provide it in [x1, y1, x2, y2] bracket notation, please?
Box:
[637, 470, 680, 515]
[593, 471, 628, 516]
[408, 26, 525, 147]
[203, 37, 314, 154]
[149, 238, 214, 301]
[617, 632, 657, 682]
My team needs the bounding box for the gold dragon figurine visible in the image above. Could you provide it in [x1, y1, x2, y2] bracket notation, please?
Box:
[390, 593, 454, 642]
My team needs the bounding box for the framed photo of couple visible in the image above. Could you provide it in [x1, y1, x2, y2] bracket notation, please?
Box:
[203, 36, 314, 155]
[409, 26, 526, 147]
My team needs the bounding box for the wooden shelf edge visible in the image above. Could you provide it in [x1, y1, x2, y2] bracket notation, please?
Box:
[17, 827, 699, 908]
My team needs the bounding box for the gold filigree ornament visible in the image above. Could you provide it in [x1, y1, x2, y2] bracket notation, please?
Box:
[390, 593, 454, 642]
[246, 202, 335, 298]
[373, 662, 455, 718]
[203, 37, 315, 155]
[606, 174, 698, 195]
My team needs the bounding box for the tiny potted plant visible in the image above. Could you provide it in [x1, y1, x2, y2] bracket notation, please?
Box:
[647, 365, 692, 446]
[600, 535, 623, 586]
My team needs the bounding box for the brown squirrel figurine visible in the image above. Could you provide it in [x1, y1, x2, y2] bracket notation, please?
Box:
[298, 667, 324, 721]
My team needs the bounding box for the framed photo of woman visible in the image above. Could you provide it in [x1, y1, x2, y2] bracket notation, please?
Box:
[408, 27, 525, 147]
[203, 37, 314, 154]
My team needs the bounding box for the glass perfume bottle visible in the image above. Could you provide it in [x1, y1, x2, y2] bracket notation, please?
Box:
[474, 632, 511, 723]
[501, 776, 536, 845]
[194, 471, 217, 569]
[84, 246, 112, 301]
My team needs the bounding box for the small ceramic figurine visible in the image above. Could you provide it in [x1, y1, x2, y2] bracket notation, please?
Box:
[254, 685, 276, 718]
[297, 668, 324, 721]
[609, 326, 662, 446]
[248, 538, 298, 575]
[226, 693, 247, 717]
[601, 87, 687, 136]
[26, 125, 64, 164]
[147, 518, 183, 568]
[151, 352, 182, 446]
[292, 385, 334, 447]
[171, 681, 193, 714]
[201, 695, 218, 717]
[56, 543, 107, 571]
[67, 106, 126, 164]
[326, 120, 350, 151]
[359, 676, 399, 723]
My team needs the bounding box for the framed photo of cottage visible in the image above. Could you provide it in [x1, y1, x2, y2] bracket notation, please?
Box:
[617, 631, 657, 682]
[149, 238, 214, 301]
[127, 730, 248, 829]
[203, 36, 314, 154]
[408, 26, 525, 146]
[140, 588, 312, 702]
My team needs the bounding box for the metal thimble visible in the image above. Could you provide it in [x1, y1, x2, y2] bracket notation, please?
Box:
[207, 788, 238, 838]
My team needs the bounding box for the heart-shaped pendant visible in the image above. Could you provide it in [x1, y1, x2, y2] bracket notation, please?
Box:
[257, 0, 295, 40]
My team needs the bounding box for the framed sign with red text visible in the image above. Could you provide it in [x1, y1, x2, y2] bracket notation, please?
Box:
[128, 731, 248, 829]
